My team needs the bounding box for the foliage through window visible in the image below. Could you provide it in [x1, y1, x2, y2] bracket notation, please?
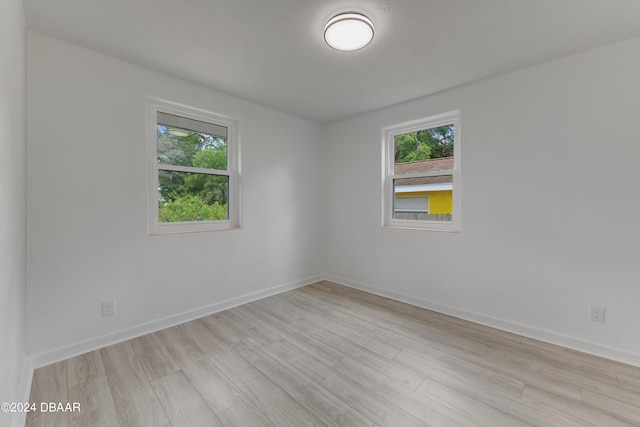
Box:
[149, 99, 239, 234]
[383, 111, 460, 231]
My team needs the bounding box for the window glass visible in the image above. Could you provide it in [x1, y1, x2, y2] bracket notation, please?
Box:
[383, 112, 459, 231]
[149, 99, 239, 234]
[158, 171, 229, 222]
[157, 113, 228, 170]
[394, 124, 454, 174]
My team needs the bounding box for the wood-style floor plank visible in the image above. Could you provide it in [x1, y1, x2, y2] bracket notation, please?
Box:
[291, 315, 427, 389]
[292, 286, 491, 356]
[155, 325, 208, 367]
[334, 356, 485, 427]
[129, 333, 180, 382]
[26, 281, 640, 427]
[181, 357, 274, 427]
[198, 312, 248, 346]
[581, 388, 640, 425]
[180, 319, 251, 377]
[100, 342, 170, 427]
[417, 378, 532, 427]
[66, 350, 106, 389]
[231, 366, 326, 427]
[26, 361, 69, 427]
[618, 372, 640, 394]
[266, 337, 431, 427]
[485, 343, 620, 390]
[150, 370, 224, 427]
[522, 384, 635, 427]
[251, 347, 375, 427]
[67, 377, 119, 427]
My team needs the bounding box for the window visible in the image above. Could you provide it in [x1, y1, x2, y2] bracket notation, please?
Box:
[382, 111, 460, 231]
[148, 98, 240, 234]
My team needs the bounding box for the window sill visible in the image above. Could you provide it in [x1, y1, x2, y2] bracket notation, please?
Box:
[383, 222, 460, 233]
[150, 221, 240, 236]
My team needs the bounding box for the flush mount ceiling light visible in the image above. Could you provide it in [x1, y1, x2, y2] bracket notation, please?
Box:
[324, 13, 374, 51]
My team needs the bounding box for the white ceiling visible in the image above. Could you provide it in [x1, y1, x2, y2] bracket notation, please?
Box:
[23, 0, 640, 125]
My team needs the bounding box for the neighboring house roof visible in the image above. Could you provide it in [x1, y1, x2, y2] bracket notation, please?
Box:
[394, 157, 453, 187]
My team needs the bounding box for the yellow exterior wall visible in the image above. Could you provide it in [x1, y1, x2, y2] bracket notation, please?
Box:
[396, 190, 452, 214]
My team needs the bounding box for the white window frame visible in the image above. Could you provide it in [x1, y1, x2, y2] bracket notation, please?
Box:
[148, 98, 240, 235]
[382, 111, 460, 232]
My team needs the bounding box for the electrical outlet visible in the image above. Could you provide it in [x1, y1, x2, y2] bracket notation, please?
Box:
[102, 299, 116, 317]
[590, 305, 605, 323]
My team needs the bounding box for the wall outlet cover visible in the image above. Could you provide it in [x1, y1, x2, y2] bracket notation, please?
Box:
[590, 305, 605, 323]
[102, 299, 116, 317]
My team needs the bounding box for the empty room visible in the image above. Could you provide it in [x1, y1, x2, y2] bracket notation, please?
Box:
[2, 0, 640, 426]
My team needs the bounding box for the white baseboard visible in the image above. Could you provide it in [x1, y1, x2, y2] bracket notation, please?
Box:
[323, 274, 640, 368]
[30, 276, 321, 369]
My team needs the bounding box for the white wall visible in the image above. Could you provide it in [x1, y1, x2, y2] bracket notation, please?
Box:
[323, 36, 640, 365]
[0, 0, 29, 426]
[27, 32, 324, 360]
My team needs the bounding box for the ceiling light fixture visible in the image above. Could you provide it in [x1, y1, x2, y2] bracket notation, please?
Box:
[324, 13, 374, 51]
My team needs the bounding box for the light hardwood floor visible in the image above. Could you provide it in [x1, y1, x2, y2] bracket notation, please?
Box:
[26, 281, 640, 426]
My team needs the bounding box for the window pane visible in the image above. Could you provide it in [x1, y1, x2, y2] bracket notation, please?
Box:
[394, 124, 454, 175]
[158, 170, 229, 222]
[393, 175, 453, 221]
[157, 114, 228, 170]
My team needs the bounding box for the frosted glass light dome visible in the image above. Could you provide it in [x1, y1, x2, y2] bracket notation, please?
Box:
[324, 13, 374, 51]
